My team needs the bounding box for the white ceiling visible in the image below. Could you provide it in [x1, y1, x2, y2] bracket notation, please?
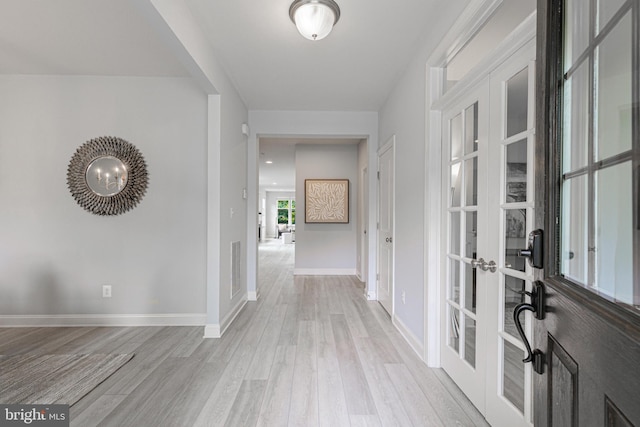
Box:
[186, 0, 468, 111]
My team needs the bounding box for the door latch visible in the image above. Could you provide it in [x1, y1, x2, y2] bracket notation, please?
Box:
[513, 281, 546, 375]
[518, 229, 543, 269]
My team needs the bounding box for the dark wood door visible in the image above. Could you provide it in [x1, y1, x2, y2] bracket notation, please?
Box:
[534, 0, 640, 425]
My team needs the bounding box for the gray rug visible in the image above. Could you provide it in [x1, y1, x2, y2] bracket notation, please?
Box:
[0, 353, 134, 405]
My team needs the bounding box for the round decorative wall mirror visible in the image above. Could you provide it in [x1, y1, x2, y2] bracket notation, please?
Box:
[67, 136, 148, 216]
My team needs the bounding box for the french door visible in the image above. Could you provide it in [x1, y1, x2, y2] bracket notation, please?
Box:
[441, 41, 536, 426]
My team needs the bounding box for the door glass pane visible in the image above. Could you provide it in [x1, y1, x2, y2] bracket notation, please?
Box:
[464, 315, 476, 368]
[564, 0, 589, 72]
[595, 12, 632, 161]
[563, 61, 589, 172]
[506, 140, 528, 203]
[596, 163, 633, 304]
[503, 339, 525, 413]
[505, 209, 527, 272]
[465, 262, 477, 314]
[561, 175, 589, 285]
[597, 0, 627, 34]
[506, 69, 529, 138]
[449, 306, 460, 353]
[451, 163, 462, 207]
[465, 157, 478, 206]
[465, 102, 478, 154]
[504, 276, 526, 338]
[450, 212, 461, 255]
[450, 259, 460, 304]
[451, 113, 463, 161]
[465, 211, 477, 258]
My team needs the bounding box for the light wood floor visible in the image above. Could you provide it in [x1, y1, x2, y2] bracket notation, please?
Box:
[0, 240, 489, 426]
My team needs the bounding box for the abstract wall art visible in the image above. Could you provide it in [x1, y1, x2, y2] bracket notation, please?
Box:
[305, 179, 349, 223]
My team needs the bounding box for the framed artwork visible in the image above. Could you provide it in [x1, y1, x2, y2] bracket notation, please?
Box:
[305, 179, 349, 223]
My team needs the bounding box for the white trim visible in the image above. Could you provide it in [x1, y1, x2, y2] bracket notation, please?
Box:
[204, 324, 221, 338]
[221, 298, 248, 334]
[247, 291, 258, 301]
[424, 66, 445, 367]
[293, 268, 357, 276]
[0, 313, 206, 327]
[429, 0, 504, 67]
[432, 12, 537, 112]
[393, 314, 424, 358]
[205, 297, 248, 338]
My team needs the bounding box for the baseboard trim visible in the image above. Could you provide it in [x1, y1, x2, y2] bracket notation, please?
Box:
[247, 291, 257, 301]
[393, 314, 425, 360]
[203, 324, 221, 338]
[0, 313, 207, 327]
[294, 268, 357, 276]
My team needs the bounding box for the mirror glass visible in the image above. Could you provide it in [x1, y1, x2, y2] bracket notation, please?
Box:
[85, 156, 128, 196]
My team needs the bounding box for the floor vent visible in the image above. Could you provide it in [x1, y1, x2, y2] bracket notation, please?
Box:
[231, 241, 241, 298]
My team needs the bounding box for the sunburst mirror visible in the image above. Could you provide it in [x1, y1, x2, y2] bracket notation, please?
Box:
[67, 136, 148, 216]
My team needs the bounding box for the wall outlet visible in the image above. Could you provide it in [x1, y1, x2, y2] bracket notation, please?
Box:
[401, 291, 406, 304]
[102, 285, 112, 298]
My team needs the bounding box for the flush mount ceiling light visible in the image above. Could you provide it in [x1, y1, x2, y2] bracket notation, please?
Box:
[289, 0, 340, 41]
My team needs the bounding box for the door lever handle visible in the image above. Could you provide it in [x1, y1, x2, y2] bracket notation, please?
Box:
[513, 281, 546, 375]
[471, 258, 485, 269]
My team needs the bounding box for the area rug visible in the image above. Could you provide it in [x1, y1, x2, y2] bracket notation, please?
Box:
[0, 353, 134, 405]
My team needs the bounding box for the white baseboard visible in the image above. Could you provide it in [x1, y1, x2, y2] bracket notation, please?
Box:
[0, 313, 207, 327]
[294, 268, 357, 276]
[247, 291, 257, 301]
[393, 314, 425, 359]
[203, 324, 221, 338]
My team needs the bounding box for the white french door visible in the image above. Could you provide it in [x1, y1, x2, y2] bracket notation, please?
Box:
[485, 40, 536, 427]
[441, 83, 489, 409]
[441, 40, 536, 426]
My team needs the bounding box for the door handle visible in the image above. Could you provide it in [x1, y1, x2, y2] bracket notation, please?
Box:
[513, 281, 546, 375]
[471, 258, 485, 269]
[385, 237, 393, 243]
[470, 258, 497, 273]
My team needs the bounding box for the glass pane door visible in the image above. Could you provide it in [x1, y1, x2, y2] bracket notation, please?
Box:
[441, 86, 489, 411]
[485, 41, 536, 427]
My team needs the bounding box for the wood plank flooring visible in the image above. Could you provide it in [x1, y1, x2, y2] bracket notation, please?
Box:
[0, 240, 489, 426]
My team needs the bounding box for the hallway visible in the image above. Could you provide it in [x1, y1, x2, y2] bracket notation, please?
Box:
[2, 241, 488, 426]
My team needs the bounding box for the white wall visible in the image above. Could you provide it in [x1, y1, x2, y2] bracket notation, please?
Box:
[0, 75, 207, 323]
[295, 145, 358, 275]
[144, 0, 250, 333]
[378, 0, 470, 349]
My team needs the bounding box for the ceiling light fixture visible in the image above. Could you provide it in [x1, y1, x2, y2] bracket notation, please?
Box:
[289, 0, 340, 41]
[265, 160, 273, 164]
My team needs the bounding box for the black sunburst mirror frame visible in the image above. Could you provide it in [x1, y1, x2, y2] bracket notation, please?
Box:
[67, 136, 149, 216]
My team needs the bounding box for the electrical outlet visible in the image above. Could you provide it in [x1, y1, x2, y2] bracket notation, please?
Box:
[402, 291, 406, 304]
[102, 285, 112, 298]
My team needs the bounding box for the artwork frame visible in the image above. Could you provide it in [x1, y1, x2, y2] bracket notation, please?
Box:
[305, 179, 349, 223]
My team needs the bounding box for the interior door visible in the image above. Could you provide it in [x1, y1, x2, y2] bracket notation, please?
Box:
[485, 40, 536, 427]
[534, 0, 640, 425]
[377, 139, 394, 315]
[441, 84, 489, 410]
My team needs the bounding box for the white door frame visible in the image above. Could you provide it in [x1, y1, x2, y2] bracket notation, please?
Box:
[377, 136, 395, 315]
